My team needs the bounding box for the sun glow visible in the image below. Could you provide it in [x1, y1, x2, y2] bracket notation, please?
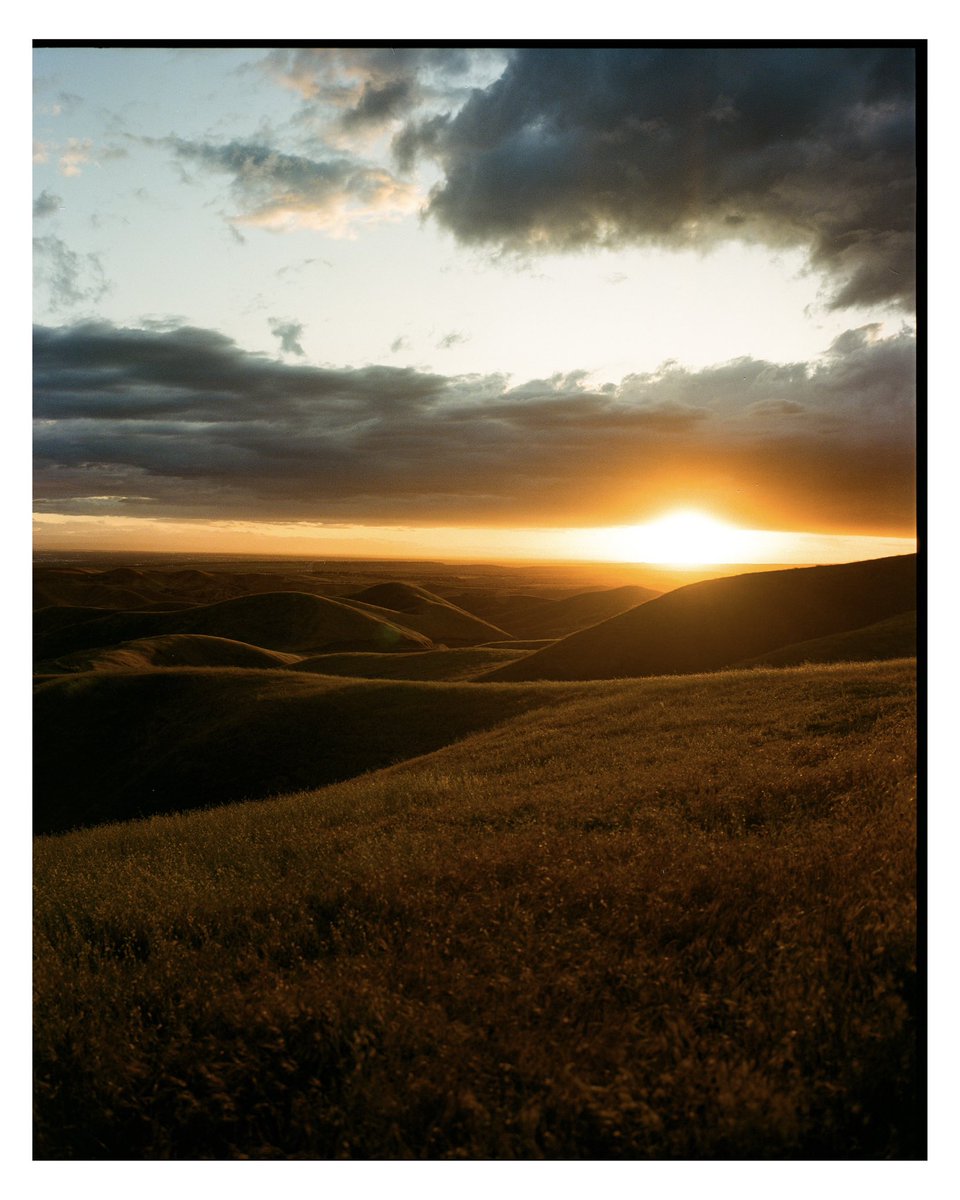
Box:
[33, 511, 917, 567]
[592, 510, 766, 566]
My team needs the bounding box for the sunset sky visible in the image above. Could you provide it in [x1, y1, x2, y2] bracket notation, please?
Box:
[32, 44, 918, 563]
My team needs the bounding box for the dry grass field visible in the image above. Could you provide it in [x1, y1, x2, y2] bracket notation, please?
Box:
[34, 658, 918, 1159]
[32, 555, 920, 1159]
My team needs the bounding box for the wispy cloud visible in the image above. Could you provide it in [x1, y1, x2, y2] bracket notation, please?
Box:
[58, 137, 93, 177]
[33, 237, 110, 309]
[160, 136, 419, 236]
[33, 190, 62, 219]
[35, 89, 83, 118]
[262, 47, 508, 136]
[268, 317, 306, 356]
[437, 331, 469, 349]
[276, 257, 332, 277]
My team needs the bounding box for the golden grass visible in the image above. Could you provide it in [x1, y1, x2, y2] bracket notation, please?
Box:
[33, 668, 592, 834]
[289, 646, 529, 681]
[34, 660, 918, 1159]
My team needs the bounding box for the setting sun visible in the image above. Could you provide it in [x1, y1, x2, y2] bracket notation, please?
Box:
[590, 510, 764, 565]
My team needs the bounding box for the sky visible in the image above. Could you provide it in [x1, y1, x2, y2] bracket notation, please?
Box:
[32, 43, 919, 563]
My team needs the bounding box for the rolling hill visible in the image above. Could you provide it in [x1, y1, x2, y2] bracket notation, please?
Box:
[485, 554, 917, 681]
[33, 565, 346, 611]
[33, 668, 591, 834]
[35, 633, 301, 674]
[734, 610, 917, 669]
[344, 582, 510, 644]
[441, 583, 660, 639]
[289, 646, 529, 681]
[34, 604, 126, 639]
[34, 591, 433, 661]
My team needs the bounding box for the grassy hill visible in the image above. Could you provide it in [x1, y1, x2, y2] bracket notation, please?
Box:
[33, 669, 592, 834]
[442, 583, 660, 639]
[34, 659, 918, 1159]
[35, 633, 301, 674]
[33, 565, 349, 611]
[34, 591, 433, 661]
[34, 604, 126, 639]
[344, 582, 510, 645]
[290, 646, 529, 681]
[501, 584, 660, 639]
[486, 555, 917, 681]
[734, 610, 917, 668]
[480, 638, 557, 651]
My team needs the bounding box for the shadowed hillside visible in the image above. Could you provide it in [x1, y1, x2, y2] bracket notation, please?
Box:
[735, 610, 917, 669]
[443, 583, 660, 639]
[34, 604, 127, 639]
[33, 669, 591, 834]
[480, 638, 556, 651]
[289, 646, 529, 681]
[34, 591, 433, 661]
[35, 634, 301, 675]
[33, 565, 351, 611]
[344, 582, 510, 645]
[34, 576, 157, 611]
[485, 555, 917, 681]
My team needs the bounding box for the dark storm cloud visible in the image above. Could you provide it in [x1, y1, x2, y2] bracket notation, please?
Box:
[33, 236, 110, 309]
[341, 77, 420, 129]
[34, 320, 915, 532]
[33, 190, 62, 219]
[159, 137, 415, 230]
[395, 47, 916, 310]
[268, 318, 306, 356]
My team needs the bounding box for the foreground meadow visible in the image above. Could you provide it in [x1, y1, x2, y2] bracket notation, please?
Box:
[34, 660, 918, 1159]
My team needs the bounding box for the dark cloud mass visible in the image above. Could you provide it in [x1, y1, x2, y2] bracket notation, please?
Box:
[341, 77, 420, 129]
[264, 47, 508, 129]
[34, 321, 916, 533]
[395, 47, 916, 310]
